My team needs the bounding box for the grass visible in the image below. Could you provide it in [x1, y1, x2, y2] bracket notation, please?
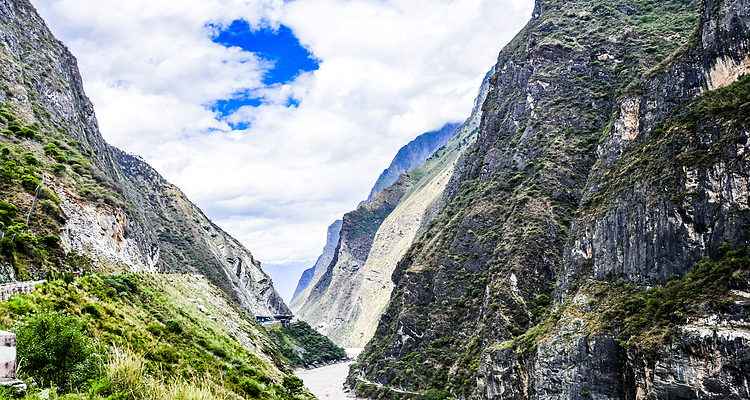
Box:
[0, 273, 312, 400]
[266, 321, 345, 368]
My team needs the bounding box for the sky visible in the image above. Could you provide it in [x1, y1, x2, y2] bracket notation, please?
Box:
[32, 0, 534, 296]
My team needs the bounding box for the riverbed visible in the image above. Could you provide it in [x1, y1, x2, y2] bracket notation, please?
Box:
[297, 348, 362, 399]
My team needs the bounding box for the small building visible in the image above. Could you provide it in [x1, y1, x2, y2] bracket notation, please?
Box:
[0, 330, 26, 395]
[255, 315, 294, 327]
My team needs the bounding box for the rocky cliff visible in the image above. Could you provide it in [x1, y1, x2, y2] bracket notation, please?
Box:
[0, 0, 288, 316]
[348, 0, 750, 398]
[290, 219, 342, 303]
[291, 69, 493, 347]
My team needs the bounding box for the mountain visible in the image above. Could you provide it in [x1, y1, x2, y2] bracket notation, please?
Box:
[347, 0, 750, 398]
[360, 122, 461, 207]
[290, 68, 493, 347]
[0, 0, 288, 317]
[291, 122, 465, 307]
[290, 219, 342, 302]
[0, 0, 340, 396]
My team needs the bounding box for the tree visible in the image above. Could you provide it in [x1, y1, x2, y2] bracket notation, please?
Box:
[14, 311, 101, 390]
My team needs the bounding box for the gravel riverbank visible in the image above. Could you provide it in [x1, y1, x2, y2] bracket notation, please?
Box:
[297, 348, 362, 399]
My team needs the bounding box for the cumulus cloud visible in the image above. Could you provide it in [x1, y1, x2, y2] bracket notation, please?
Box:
[32, 0, 534, 264]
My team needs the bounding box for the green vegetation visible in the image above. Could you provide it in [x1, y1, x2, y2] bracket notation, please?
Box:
[352, 0, 705, 398]
[0, 274, 310, 400]
[510, 244, 749, 353]
[604, 244, 749, 348]
[584, 71, 750, 214]
[15, 311, 100, 390]
[267, 321, 346, 368]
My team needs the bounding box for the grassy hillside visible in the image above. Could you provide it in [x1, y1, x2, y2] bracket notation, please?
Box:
[0, 273, 311, 399]
[266, 321, 346, 368]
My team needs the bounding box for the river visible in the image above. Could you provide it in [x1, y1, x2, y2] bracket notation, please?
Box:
[296, 348, 363, 400]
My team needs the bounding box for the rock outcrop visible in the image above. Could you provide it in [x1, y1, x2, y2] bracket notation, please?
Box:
[290, 219, 342, 303]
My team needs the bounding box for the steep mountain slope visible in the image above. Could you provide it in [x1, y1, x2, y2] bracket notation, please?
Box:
[0, 273, 307, 399]
[361, 122, 461, 207]
[290, 219, 342, 303]
[291, 69, 493, 347]
[0, 0, 287, 316]
[347, 0, 750, 398]
[292, 123, 464, 307]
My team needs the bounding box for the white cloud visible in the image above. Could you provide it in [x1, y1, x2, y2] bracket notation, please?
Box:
[32, 0, 534, 264]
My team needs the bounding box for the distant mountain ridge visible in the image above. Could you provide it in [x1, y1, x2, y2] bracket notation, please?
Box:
[290, 67, 494, 346]
[360, 122, 461, 207]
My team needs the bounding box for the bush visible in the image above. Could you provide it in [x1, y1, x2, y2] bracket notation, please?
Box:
[38, 199, 58, 214]
[82, 303, 102, 319]
[22, 152, 39, 166]
[0, 201, 17, 226]
[165, 320, 183, 335]
[20, 174, 39, 192]
[40, 235, 60, 248]
[283, 376, 304, 394]
[14, 311, 101, 390]
[239, 379, 262, 398]
[423, 389, 451, 400]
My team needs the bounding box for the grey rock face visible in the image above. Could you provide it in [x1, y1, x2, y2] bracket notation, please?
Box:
[565, 0, 750, 289]
[479, 0, 750, 398]
[352, 0, 750, 398]
[291, 219, 342, 303]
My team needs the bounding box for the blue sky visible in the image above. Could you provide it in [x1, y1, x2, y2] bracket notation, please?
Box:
[32, 0, 535, 274]
[210, 21, 317, 119]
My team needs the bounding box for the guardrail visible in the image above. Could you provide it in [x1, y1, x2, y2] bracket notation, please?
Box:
[0, 280, 46, 302]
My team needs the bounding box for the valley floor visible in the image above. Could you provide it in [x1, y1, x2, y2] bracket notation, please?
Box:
[297, 348, 362, 400]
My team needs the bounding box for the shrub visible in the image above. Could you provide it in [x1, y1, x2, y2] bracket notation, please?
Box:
[62, 272, 75, 285]
[0, 237, 13, 257]
[38, 199, 58, 214]
[165, 320, 183, 335]
[0, 201, 17, 226]
[81, 303, 102, 319]
[22, 152, 39, 166]
[283, 376, 304, 394]
[239, 379, 262, 398]
[423, 389, 451, 400]
[14, 311, 101, 390]
[38, 187, 60, 203]
[6, 296, 34, 316]
[20, 174, 39, 191]
[40, 235, 59, 248]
